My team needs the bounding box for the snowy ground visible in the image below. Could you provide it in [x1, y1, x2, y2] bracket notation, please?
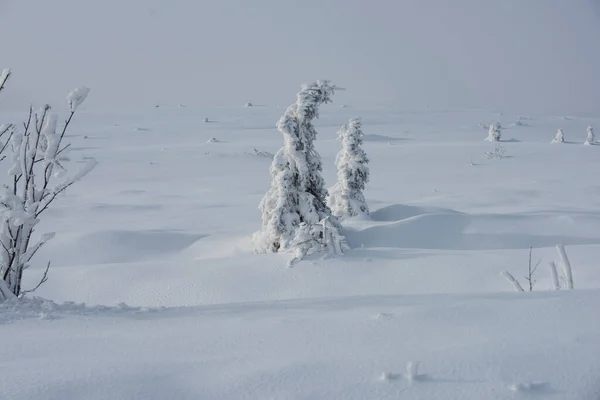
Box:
[3, 105, 600, 399]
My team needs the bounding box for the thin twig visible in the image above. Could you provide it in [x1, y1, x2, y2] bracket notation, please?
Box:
[19, 261, 50, 296]
[524, 247, 542, 291]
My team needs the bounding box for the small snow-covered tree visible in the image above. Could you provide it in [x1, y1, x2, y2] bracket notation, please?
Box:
[551, 128, 564, 143]
[253, 81, 348, 258]
[486, 122, 501, 141]
[328, 118, 370, 219]
[0, 70, 97, 301]
[585, 125, 595, 145]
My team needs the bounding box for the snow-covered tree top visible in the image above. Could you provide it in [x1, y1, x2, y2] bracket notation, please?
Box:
[345, 117, 363, 137]
[295, 80, 337, 122]
[67, 87, 91, 112]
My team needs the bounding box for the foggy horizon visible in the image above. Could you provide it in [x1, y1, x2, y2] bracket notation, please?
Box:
[0, 0, 599, 115]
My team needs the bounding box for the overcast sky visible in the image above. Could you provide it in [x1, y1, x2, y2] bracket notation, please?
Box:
[0, 0, 599, 114]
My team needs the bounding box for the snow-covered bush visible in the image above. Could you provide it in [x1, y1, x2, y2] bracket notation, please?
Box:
[484, 144, 506, 159]
[328, 118, 370, 219]
[551, 128, 564, 143]
[0, 70, 97, 301]
[485, 122, 501, 141]
[584, 125, 595, 145]
[253, 81, 348, 258]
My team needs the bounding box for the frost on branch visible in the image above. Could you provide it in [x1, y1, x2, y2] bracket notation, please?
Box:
[585, 125, 595, 145]
[328, 117, 370, 219]
[0, 77, 97, 300]
[67, 86, 90, 112]
[551, 128, 564, 143]
[485, 122, 501, 141]
[556, 244, 574, 289]
[0, 69, 10, 92]
[253, 81, 348, 259]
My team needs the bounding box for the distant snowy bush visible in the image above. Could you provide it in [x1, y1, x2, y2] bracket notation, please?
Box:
[0, 70, 97, 301]
[485, 122, 501, 141]
[584, 125, 595, 145]
[328, 118, 370, 219]
[243, 148, 273, 158]
[253, 81, 348, 260]
[484, 144, 506, 159]
[551, 128, 564, 143]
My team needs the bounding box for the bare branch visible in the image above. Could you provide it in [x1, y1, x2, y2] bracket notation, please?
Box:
[56, 143, 71, 157]
[524, 247, 542, 291]
[501, 271, 525, 292]
[19, 261, 50, 296]
[23, 232, 55, 263]
[0, 68, 11, 93]
[549, 261, 560, 291]
[0, 76, 94, 299]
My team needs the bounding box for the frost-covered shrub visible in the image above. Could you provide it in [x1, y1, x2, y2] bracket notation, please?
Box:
[253, 81, 348, 258]
[484, 144, 506, 160]
[551, 128, 564, 143]
[328, 118, 370, 219]
[0, 69, 97, 300]
[287, 217, 348, 266]
[585, 125, 595, 145]
[485, 122, 501, 141]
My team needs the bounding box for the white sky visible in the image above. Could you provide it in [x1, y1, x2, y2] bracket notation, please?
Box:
[0, 0, 599, 114]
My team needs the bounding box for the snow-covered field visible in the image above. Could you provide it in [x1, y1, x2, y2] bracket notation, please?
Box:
[2, 103, 600, 399]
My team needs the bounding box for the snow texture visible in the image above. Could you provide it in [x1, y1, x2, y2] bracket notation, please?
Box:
[0, 103, 599, 399]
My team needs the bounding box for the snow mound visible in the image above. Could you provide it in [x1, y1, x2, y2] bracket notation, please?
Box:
[346, 208, 600, 251]
[363, 134, 405, 142]
[46, 230, 209, 265]
[508, 381, 553, 394]
[370, 204, 462, 222]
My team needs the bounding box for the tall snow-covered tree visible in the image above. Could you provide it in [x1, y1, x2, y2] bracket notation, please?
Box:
[328, 118, 370, 219]
[486, 122, 501, 141]
[552, 128, 564, 143]
[253, 81, 348, 259]
[0, 70, 97, 301]
[585, 125, 595, 145]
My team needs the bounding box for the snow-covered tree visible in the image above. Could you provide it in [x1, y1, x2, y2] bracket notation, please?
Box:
[486, 122, 501, 141]
[328, 118, 370, 219]
[552, 128, 564, 143]
[253, 81, 348, 259]
[0, 70, 97, 301]
[585, 125, 595, 145]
